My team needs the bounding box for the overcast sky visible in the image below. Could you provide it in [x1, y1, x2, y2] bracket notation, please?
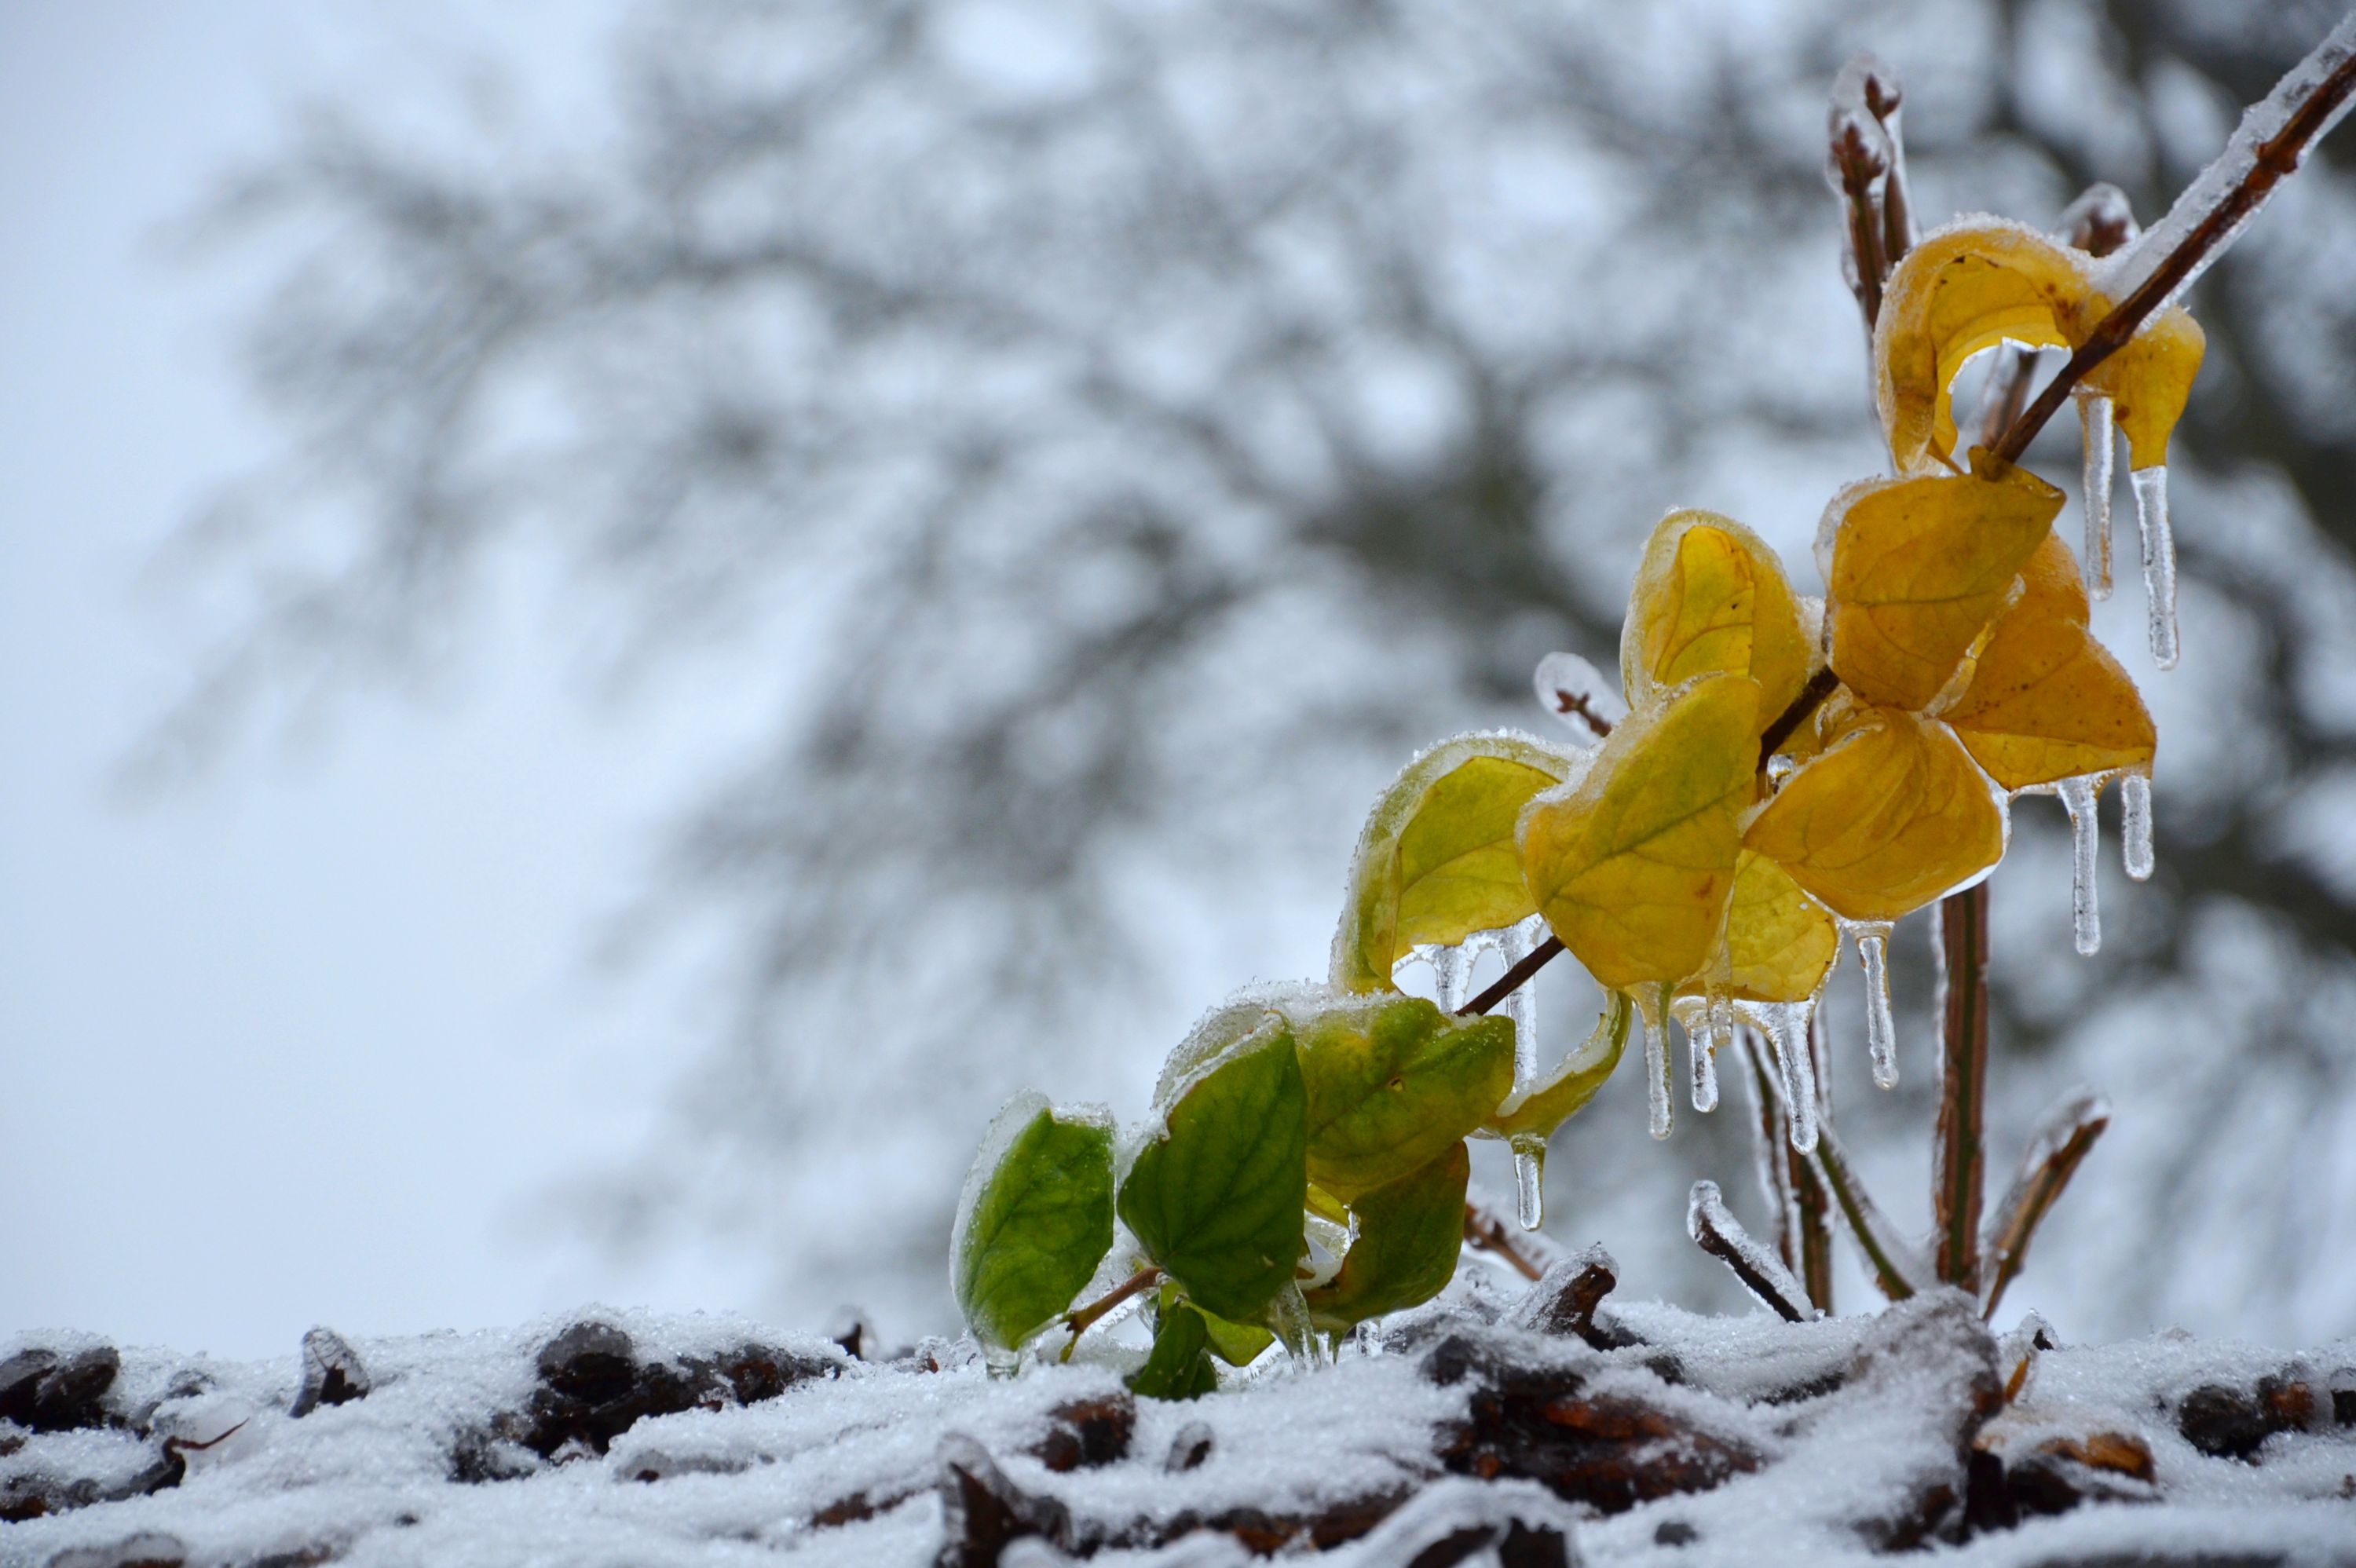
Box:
[0, 1, 788, 1359]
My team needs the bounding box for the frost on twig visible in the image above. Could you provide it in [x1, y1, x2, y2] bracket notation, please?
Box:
[1980, 1088, 2112, 1319]
[1687, 1180, 1814, 1323]
[1462, 1190, 1564, 1282]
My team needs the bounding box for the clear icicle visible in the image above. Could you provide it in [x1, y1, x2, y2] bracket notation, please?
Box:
[1758, 1000, 1820, 1153]
[1642, 1001, 1674, 1140]
[1432, 942, 1472, 1012]
[1501, 919, 1543, 1091]
[2131, 466, 2179, 669]
[1692, 992, 1729, 1113]
[2121, 770, 2155, 881]
[2056, 775, 2102, 956]
[1856, 927, 1898, 1089]
[2080, 394, 2116, 600]
[1268, 1282, 1319, 1365]
[1509, 1132, 1547, 1230]
[982, 1345, 1023, 1380]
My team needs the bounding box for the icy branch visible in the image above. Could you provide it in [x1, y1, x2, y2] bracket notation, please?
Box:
[1688, 1180, 1815, 1322]
[1980, 1088, 2112, 1319]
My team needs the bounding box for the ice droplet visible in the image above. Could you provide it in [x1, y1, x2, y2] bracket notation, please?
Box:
[1532, 651, 1628, 747]
[2131, 466, 2178, 669]
[2121, 770, 2154, 882]
[1509, 1132, 1547, 1230]
[983, 1345, 1023, 1380]
[2080, 394, 2116, 600]
[1758, 1000, 1820, 1153]
[1641, 1000, 1674, 1140]
[1856, 927, 1898, 1088]
[2056, 775, 2102, 956]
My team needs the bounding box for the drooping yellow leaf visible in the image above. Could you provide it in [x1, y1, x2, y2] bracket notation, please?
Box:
[1330, 734, 1580, 994]
[1821, 454, 2064, 711]
[2083, 306, 2204, 472]
[1519, 674, 1760, 992]
[1875, 222, 2088, 475]
[1875, 220, 2203, 475]
[1743, 704, 2005, 924]
[1621, 511, 1810, 726]
[1718, 850, 1838, 1004]
[1941, 536, 2156, 791]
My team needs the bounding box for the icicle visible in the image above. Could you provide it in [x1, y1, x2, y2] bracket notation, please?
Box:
[1691, 992, 1728, 1113]
[1855, 925, 1898, 1088]
[1431, 942, 1471, 1012]
[2080, 394, 2116, 600]
[1501, 919, 1543, 1092]
[1755, 1000, 1820, 1153]
[2131, 466, 2179, 669]
[1509, 1132, 1547, 1230]
[2055, 775, 2102, 956]
[2121, 770, 2154, 881]
[1268, 1282, 1319, 1365]
[1641, 997, 1674, 1141]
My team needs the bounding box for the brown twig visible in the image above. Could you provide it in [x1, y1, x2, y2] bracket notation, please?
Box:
[1458, 934, 1563, 1018]
[1688, 1179, 1812, 1322]
[1059, 1265, 1162, 1358]
[1809, 1122, 1924, 1301]
[1933, 884, 1991, 1288]
[1462, 1193, 1557, 1281]
[1981, 1091, 2110, 1319]
[1989, 40, 2356, 465]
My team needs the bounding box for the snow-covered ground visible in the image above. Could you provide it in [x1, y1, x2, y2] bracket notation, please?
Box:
[8, 1263, 2352, 1568]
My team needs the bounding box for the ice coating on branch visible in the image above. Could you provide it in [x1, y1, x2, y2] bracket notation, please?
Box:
[1641, 998, 1673, 1140]
[2055, 774, 2103, 956]
[2130, 466, 2178, 669]
[1509, 1132, 1546, 1230]
[1498, 917, 1545, 1089]
[2121, 769, 2155, 880]
[1429, 941, 1472, 1012]
[2094, 13, 2356, 316]
[1852, 924, 1898, 1089]
[1531, 650, 1626, 747]
[2079, 393, 2116, 598]
[1688, 1179, 1814, 1320]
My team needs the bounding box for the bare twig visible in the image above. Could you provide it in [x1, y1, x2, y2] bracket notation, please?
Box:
[1458, 935, 1563, 1018]
[1810, 1121, 1930, 1301]
[1740, 1028, 1833, 1311]
[1688, 1179, 1813, 1322]
[1981, 1090, 2111, 1319]
[1991, 27, 2356, 465]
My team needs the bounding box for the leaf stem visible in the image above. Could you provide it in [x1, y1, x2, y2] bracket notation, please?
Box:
[1458, 934, 1563, 1018]
[1059, 1264, 1162, 1358]
[1933, 883, 1991, 1288]
[1809, 1121, 1923, 1301]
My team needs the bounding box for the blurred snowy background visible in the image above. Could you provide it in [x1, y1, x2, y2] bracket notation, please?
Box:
[6, 0, 2355, 1359]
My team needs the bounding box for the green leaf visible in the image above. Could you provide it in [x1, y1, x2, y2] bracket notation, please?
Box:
[1126, 1300, 1219, 1400]
[1305, 1142, 1472, 1332]
[1156, 1281, 1274, 1366]
[1118, 1020, 1308, 1324]
[949, 1093, 1116, 1354]
[1294, 995, 1514, 1201]
[1485, 992, 1632, 1140]
[1330, 734, 1579, 993]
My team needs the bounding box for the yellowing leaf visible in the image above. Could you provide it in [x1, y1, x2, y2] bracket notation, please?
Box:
[1718, 850, 1838, 1004]
[1486, 992, 1630, 1140]
[1942, 537, 2156, 791]
[1742, 705, 2005, 924]
[1875, 221, 2203, 475]
[1821, 454, 2064, 711]
[2083, 306, 2204, 471]
[1330, 734, 1579, 994]
[1519, 674, 1759, 993]
[1875, 222, 2087, 474]
[1621, 511, 1811, 725]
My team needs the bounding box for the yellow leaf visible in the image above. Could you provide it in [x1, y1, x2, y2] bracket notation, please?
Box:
[1330, 734, 1579, 994]
[1621, 511, 1810, 726]
[1942, 536, 2156, 791]
[1876, 220, 2202, 475]
[1743, 704, 2005, 924]
[1519, 674, 1759, 993]
[1718, 850, 1838, 1004]
[1821, 453, 2064, 711]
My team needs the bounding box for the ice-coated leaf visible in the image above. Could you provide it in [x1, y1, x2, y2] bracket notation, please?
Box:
[1518, 672, 1761, 993]
[1304, 1142, 1471, 1332]
[1742, 704, 2005, 923]
[949, 1093, 1116, 1354]
[1942, 535, 2156, 791]
[1875, 219, 2202, 475]
[1126, 1300, 1218, 1401]
[1293, 994, 1514, 1201]
[1330, 733, 1580, 994]
[1621, 510, 1812, 726]
[1718, 850, 1839, 1004]
[1152, 1281, 1272, 1367]
[1487, 992, 1631, 1140]
[1119, 1021, 1308, 1325]
[1820, 454, 2064, 711]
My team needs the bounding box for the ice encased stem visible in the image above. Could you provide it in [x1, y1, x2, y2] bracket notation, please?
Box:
[1509, 1132, 1546, 1230]
[1857, 927, 1897, 1089]
[1431, 942, 1472, 1012]
[1501, 919, 1543, 1092]
[2056, 775, 2102, 956]
[2080, 394, 2116, 600]
[2121, 770, 2154, 881]
[2131, 466, 2178, 669]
